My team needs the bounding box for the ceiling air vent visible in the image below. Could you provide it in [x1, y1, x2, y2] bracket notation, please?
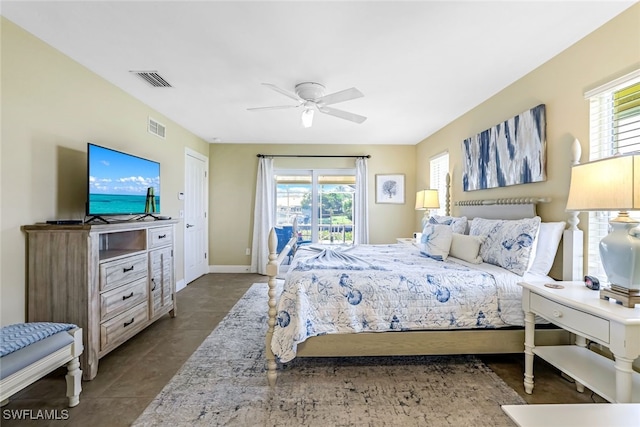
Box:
[148, 117, 166, 139]
[131, 70, 172, 88]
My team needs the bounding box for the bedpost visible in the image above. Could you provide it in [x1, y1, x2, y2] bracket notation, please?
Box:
[265, 228, 279, 386]
[445, 173, 451, 216]
[563, 138, 584, 281]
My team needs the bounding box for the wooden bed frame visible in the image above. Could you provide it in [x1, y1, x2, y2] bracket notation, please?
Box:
[265, 197, 577, 386]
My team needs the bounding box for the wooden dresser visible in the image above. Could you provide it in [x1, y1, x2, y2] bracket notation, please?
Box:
[22, 220, 178, 380]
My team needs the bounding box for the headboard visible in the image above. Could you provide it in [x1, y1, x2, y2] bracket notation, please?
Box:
[456, 198, 550, 220]
[454, 197, 583, 281]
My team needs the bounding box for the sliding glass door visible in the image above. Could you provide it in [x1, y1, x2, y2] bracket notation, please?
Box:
[275, 169, 355, 245]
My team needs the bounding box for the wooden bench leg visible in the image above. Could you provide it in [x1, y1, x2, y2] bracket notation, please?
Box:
[65, 357, 82, 407]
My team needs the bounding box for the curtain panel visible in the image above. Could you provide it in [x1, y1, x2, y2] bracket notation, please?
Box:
[250, 157, 274, 274]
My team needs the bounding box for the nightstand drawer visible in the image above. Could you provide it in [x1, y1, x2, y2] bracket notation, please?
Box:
[530, 293, 610, 344]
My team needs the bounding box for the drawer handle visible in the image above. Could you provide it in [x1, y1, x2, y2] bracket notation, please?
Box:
[151, 278, 157, 291]
[124, 318, 135, 327]
[186, 224, 195, 228]
[552, 309, 563, 318]
[123, 266, 134, 273]
[122, 292, 134, 301]
[158, 234, 167, 239]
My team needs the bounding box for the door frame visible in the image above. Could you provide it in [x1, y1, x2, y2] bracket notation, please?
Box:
[274, 168, 356, 244]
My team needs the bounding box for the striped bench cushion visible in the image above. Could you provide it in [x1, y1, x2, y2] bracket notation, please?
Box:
[0, 332, 76, 379]
[0, 322, 77, 357]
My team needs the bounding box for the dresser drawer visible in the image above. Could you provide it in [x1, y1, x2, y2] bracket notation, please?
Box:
[148, 226, 173, 249]
[100, 277, 148, 321]
[530, 293, 610, 344]
[100, 302, 149, 352]
[100, 254, 148, 292]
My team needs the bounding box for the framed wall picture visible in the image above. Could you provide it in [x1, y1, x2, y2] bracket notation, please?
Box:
[462, 104, 546, 191]
[375, 174, 405, 204]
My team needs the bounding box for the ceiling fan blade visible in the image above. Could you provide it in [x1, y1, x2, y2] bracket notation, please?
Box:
[262, 83, 301, 101]
[318, 106, 367, 124]
[247, 105, 300, 111]
[316, 87, 364, 106]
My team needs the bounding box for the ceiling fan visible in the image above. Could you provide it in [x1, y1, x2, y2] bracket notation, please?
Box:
[247, 82, 367, 128]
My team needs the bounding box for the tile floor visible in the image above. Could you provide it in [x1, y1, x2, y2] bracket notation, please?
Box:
[1, 273, 604, 426]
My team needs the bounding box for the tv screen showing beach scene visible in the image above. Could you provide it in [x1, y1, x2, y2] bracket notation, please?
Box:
[87, 143, 160, 215]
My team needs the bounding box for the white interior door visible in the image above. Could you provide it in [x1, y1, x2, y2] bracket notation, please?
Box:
[184, 149, 208, 286]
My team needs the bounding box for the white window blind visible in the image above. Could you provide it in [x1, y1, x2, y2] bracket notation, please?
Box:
[585, 69, 640, 282]
[429, 152, 449, 216]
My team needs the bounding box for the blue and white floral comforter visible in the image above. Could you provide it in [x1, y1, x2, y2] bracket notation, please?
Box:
[271, 243, 546, 362]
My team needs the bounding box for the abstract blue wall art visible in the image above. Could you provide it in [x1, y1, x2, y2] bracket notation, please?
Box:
[462, 104, 546, 191]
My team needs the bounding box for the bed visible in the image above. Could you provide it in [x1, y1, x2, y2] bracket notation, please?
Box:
[265, 198, 576, 386]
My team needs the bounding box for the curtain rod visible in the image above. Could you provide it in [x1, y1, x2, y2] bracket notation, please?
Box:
[257, 154, 371, 158]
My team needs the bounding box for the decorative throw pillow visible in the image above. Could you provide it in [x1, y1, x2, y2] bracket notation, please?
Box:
[420, 224, 453, 261]
[428, 215, 468, 234]
[469, 217, 541, 275]
[449, 233, 486, 264]
[529, 221, 566, 276]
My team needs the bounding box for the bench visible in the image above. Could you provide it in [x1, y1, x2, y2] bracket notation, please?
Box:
[0, 323, 83, 407]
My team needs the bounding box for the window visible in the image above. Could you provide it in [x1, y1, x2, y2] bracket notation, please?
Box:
[429, 152, 449, 216]
[585, 70, 640, 282]
[275, 169, 356, 245]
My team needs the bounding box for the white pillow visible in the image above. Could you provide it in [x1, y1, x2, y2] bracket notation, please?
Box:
[429, 215, 468, 234]
[449, 233, 486, 264]
[470, 216, 541, 275]
[526, 222, 542, 271]
[529, 221, 566, 276]
[420, 224, 453, 261]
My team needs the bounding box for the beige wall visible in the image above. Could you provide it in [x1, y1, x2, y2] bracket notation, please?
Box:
[1, 18, 210, 325]
[208, 143, 417, 267]
[416, 4, 640, 279]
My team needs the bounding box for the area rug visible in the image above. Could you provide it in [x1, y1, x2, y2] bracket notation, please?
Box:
[134, 283, 525, 426]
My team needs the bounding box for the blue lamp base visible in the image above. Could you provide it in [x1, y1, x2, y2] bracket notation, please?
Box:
[599, 218, 640, 291]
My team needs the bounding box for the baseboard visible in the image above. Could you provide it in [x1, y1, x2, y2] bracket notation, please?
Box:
[175, 278, 186, 292]
[209, 265, 254, 273]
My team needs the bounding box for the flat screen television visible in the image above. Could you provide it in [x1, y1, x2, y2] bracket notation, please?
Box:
[86, 143, 161, 217]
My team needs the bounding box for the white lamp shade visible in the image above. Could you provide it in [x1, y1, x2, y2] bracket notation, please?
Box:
[566, 154, 639, 211]
[415, 189, 440, 210]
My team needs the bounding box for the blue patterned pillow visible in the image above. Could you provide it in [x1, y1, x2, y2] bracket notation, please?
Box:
[469, 217, 541, 275]
[429, 215, 468, 234]
[420, 224, 453, 261]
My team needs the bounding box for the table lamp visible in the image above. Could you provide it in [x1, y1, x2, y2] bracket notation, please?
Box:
[565, 154, 640, 300]
[415, 189, 440, 227]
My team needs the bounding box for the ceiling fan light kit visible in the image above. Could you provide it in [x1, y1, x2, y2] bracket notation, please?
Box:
[301, 107, 315, 128]
[248, 82, 367, 127]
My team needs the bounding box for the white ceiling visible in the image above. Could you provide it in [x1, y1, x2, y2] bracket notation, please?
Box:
[2, 1, 636, 145]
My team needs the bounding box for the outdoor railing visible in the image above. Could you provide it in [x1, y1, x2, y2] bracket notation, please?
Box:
[280, 223, 354, 247]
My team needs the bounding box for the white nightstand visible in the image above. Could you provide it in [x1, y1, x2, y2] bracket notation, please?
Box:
[519, 280, 640, 403]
